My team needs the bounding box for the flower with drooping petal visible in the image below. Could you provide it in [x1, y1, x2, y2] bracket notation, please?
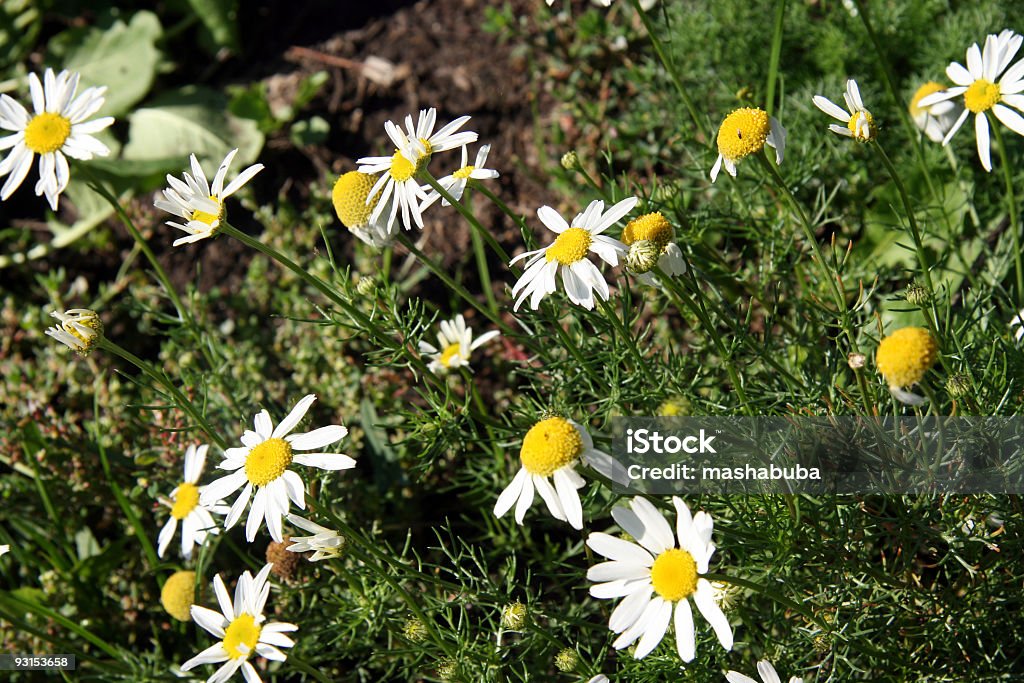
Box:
[0, 68, 114, 210]
[332, 170, 394, 247]
[157, 444, 229, 560]
[918, 30, 1024, 171]
[875, 326, 938, 406]
[620, 211, 687, 286]
[813, 79, 877, 142]
[285, 514, 345, 562]
[494, 417, 615, 530]
[421, 144, 499, 209]
[510, 197, 636, 311]
[586, 496, 733, 661]
[44, 308, 103, 356]
[710, 107, 786, 181]
[726, 660, 803, 683]
[418, 314, 500, 374]
[181, 563, 297, 683]
[154, 148, 264, 246]
[201, 395, 355, 543]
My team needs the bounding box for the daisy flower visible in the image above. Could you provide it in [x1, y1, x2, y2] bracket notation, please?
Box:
[1010, 307, 1024, 342]
[285, 514, 345, 562]
[418, 314, 500, 374]
[620, 211, 687, 286]
[710, 107, 786, 181]
[727, 661, 803, 683]
[909, 81, 962, 143]
[157, 444, 229, 560]
[494, 417, 611, 530]
[421, 144, 500, 208]
[44, 308, 103, 356]
[357, 108, 477, 233]
[181, 563, 298, 683]
[875, 326, 938, 406]
[510, 197, 636, 311]
[331, 170, 394, 247]
[586, 496, 733, 661]
[0, 68, 114, 210]
[154, 148, 264, 247]
[813, 79, 877, 142]
[200, 395, 355, 543]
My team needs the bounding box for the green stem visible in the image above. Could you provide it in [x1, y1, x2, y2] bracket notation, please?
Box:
[597, 297, 646, 368]
[991, 119, 1024, 302]
[422, 172, 510, 263]
[470, 220, 500, 317]
[765, 0, 787, 117]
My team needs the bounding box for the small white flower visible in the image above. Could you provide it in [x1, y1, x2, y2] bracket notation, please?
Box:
[0, 544, 9, 557]
[587, 496, 733, 661]
[44, 308, 102, 356]
[154, 148, 264, 246]
[510, 197, 635, 311]
[494, 417, 615, 530]
[726, 660, 803, 683]
[918, 30, 1024, 171]
[422, 144, 500, 208]
[909, 82, 962, 143]
[1010, 308, 1024, 342]
[357, 108, 477, 233]
[619, 212, 687, 286]
[0, 68, 114, 210]
[201, 395, 355, 543]
[418, 314, 500, 374]
[813, 79, 877, 142]
[157, 444, 229, 560]
[181, 563, 298, 683]
[285, 514, 345, 561]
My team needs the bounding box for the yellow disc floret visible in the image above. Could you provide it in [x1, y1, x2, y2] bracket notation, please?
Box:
[439, 342, 463, 368]
[519, 417, 583, 476]
[622, 212, 674, 251]
[453, 165, 475, 180]
[649, 548, 698, 602]
[222, 613, 262, 660]
[910, 82, 946, 117]
[333, 171, 382, 228]
[170, 482, 200, 520]
[245, 438, 293, 487]
[847, 111, 877, 141]
[964, 79, 1001, 113]
[389, 139, 433, 182]
[160, 570, 196, 622]
[24, 112, 72, 154]
[716, 108, 770, 161]
[190, 195, 224, 227]
[545, 227, 592, 265]
[875, 327, 938, 388]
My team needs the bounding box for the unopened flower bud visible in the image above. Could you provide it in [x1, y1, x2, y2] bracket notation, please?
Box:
[560, 150, 580, 171]
[945, 372, 971, 399]
[905, 282, 930, 306]
[554, 648, 579, 672]
[500, 601, 528, 629]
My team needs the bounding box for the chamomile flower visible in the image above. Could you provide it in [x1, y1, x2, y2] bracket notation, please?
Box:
[875, 327, 938, 406]
[285, 514, 345, 562]
[157, 444, 229, 560]
[421, 144, 499, 208]
[727, 661, 803, 683]
[510, 197, 636, 311]
[494, 417, 610, 530]
[0, 68, 114, 210]
[1010, 308, 1024, 342]
[181, 563, 297, 683]
[332, 170, 394, 247]
[200, 395, 355, 543]
[161, 570, 197, 622]
[154, 149, 264, 247]
[910, 82, 962, 143]
[620, 212, 687, 286]
[813, 79, 877, 142]
[710, 107, 786, 181]
[418, 314, 500, 374]
[586, 496, 733, 661]
[45, 308, 103, 356]
[918, 30, 1024, 171]
[357, 108, 477, 233]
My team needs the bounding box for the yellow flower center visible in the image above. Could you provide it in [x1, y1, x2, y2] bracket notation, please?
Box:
[222, 613, 262, 660]
[519, 417, 582, 476]
[847, 111, 877, 141]
[24, 112, 72, 154]
[160, 570, 196, 622]
[389, 139, 433, 182]
[333, 171, 382, 228]
[170, 482, 200, 520]
[545, 227, 592, 265]
[649, 548, 698, 602]
[716, 108, 770, 161]
[909, 81, 946, 117]
[439, 342, 463, 368]
[190, 195, 224, 227]
[964, 79, 1001, 113]
[245, 438, 293, 487]
[453, 165, 475, 180]
[621, 212, 673, 250]
[875, 326, 938, 388]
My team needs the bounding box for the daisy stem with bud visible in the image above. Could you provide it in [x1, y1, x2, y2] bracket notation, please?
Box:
[989, 120, 1024, 301]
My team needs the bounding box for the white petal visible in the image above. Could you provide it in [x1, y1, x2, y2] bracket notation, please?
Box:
[586, 532, 655, 565]
[993, 103, 1024, 137]
[254, 410, 273, 439]
[633, 597, 672, 659]
[553, 468, 584, 529]
[608, 584, 654, 633]
[694, 579, 733, 650]
[587, 561, 651, 583]
[272, 394, 316, 438]
[532, 473, 566, 521]
[537, 205, 570, 234]
[674, 599, 696, 662]
[514, 472, 535, 524]
[292, 452, 357, 470]
[494, 468, 527, 519]
[812, 95, 850, 122]
[287, 425, 348, 450]
[191, 605, 228, 638]
[975, 112, 992, 171]
[757, 661, 783, 683]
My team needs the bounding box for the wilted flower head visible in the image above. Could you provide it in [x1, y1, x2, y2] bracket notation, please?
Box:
[160, 570, 196, 622]
[875, 327, 938, 405]
[710, 107, 786, 181]
[45, 308, 103, 356]
[285, 514, 346, 561]
[332, 170, 394, 247]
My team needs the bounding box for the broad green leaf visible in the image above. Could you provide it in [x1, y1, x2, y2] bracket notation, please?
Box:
[48, 11, 162, 117]
[123, 86, 264, 168]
